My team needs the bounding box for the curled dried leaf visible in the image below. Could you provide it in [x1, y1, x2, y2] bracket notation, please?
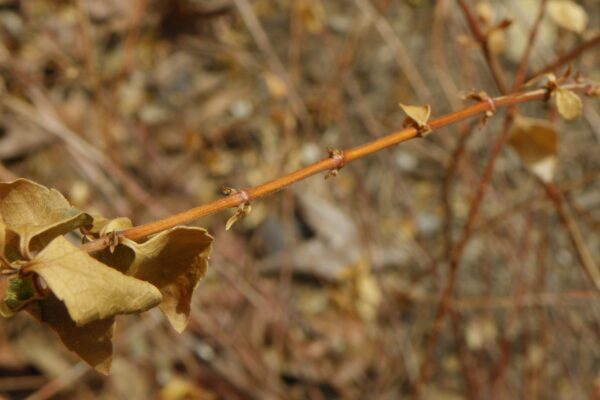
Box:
[555, 88, 583, 120]
[28, 236, 162, 326]
[87, 216, 133, 238]
[399, 103, 431, 129]
[119, 227, 213, 332]
[226, 203, 252, 231]
[0, 179, 92, 256]
[508, 116, 559, 183]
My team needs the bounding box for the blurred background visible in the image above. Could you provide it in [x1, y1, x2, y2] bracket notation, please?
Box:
[0, 0, 599, 398]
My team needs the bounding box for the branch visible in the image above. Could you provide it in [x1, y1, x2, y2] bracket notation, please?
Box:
[527, 32, 600, 81]
[512, 0, 548, 90]
[456, 0, 510, 94]
[80, 83, 596, 254]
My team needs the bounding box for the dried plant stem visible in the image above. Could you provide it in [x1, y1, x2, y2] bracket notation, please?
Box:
[77, 83, 595, 255]
[528, 32, 600, 81]
[512, 0, 548, 91]
[543, 183, 600, 290]
[414, 114, 515, 394]
[456, 0, 509, 94]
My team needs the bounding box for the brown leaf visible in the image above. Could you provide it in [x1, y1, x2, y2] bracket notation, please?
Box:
[0, 214, 5, 259]
[225, 203, 251, 231]
[399, 103, 431, 129]
[28, 295, 114, 374]
[121, 227, 213, 332]
[88, 216, 133, 237]
[28, 236, 162, 326]
[0, 179, 92, 255]
[555, 88, 583, 120]
[508, 116, 559, 182]
[547, 0, 588, 34]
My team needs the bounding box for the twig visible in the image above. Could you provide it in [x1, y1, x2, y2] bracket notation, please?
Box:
[512, 0, 548, 91]
[354, 0, 432, 103]
[76, 83, 596, 255]
[543, 183, 600, 290]
[527, 32, 600, 81]
[414, 114, 515, 393]
[456, 0, 510, 94]
[233, 0, 309, 122]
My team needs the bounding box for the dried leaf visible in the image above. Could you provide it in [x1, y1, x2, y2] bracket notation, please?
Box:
[555, 88, 583, 120]
[488, 29, 506, 55]
[225, 203, 252, 231]
[28, 236, 162, 326]
[399, 103, 431, 128]
[476, 1, 495, 25]
[89, 216, 133, 237]
[508, 116, 559, 182]
[0, 179, 92, 255]
[0, 214, 5, 259]
[28, 295, 114, 374]
[547, 0, 588, 34]
[121, 227, 213, 332]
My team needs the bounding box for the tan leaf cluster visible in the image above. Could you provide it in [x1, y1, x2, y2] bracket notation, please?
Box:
[0, 179, 213, 373]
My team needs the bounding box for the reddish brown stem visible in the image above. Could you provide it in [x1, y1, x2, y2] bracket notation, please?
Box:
[456, 0, 509, 94]
[512, 0, 548, 91]
[414, 114, 515, 394]
[527, 32, 600, 81]
[80, 83, 595, 254]
[543, 183, 600, 290]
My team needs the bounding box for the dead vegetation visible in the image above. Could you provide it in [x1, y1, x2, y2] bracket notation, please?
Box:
[0, 0, 600, 399]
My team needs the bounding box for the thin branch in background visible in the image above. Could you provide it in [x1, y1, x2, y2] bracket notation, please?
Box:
[456, 0, 510, 94]
[544, 183, 600, 290]
[354, 0, 432, 103]
[527, 32, 600, 81]
[233, 0, 310, 123]
[414, 114, 515, 393]
[512, 0, 548, 91]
